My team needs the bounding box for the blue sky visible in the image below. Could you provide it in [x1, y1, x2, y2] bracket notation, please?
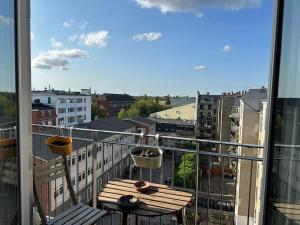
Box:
[31, 0, 274, 96]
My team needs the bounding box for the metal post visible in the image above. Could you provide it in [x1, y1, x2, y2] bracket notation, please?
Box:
[247, 161, 253, 225]
[92, 133, 98, 208]
[194, 144, 200, 225]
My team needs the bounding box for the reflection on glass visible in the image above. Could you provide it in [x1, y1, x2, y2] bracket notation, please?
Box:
[268, 0, 300, 224]
[0, 0, 19, 224]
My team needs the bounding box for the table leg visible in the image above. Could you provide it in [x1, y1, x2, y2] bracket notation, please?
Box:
[122, 212, 128, 225]
[176, 207, 186, 225]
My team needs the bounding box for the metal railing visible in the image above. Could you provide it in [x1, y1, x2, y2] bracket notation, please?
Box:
[32, 124, 263, 225]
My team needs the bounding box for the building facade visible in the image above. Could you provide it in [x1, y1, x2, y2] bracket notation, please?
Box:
[32, 89, 91, 126]
[196, 92, 222, 140]
[32, 103, 57, 132]
[92, 93, 135, 117]
[234, 88, 267, 225]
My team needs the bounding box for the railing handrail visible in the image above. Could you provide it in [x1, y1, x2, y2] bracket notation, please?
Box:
[32, 124, 264, 149]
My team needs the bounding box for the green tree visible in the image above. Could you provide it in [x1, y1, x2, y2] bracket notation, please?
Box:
[117, 108, 128, 119]
[175, 152, 196, 189]
[117, 99, 171, 118]
[91, 104, 106, 120]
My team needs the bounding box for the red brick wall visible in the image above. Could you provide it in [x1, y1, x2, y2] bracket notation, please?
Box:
[32, 109, 57, 132]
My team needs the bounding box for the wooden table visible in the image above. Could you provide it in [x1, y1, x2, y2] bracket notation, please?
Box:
[273, 202, 300, 224]
[98, 179, 193, 225]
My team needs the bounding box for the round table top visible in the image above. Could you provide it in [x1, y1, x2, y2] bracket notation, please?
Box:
[98, 179, 193, 217]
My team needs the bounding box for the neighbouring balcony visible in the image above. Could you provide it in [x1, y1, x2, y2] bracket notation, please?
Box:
[31, 125, 263, 225]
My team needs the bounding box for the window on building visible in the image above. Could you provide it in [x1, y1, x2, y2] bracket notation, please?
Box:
[77, 107, 83, 112]
[76, 98, 83, 103]
[68, 98, 74, 103]
[58, 98, 66, 103]
[58, 108, 66, 113]
[58, 118, 65, 125]
[68, 116, 75, 123]
[68, 107, 75, 112]
[71, 156, 76, 165]
[48, 97, 51, 104]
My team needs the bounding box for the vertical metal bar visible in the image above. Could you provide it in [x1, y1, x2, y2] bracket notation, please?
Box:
[92, 135, 97, 208]
[160, 151, 164, 184]
[184, 153, 186, 188]
[172, 150, 175, 187]
[102, 142, 105, 187]
[76, 147, 79, 200]
[194, 144, 199, 225]
[112, 143, 114, 178]
[207, 155, 212, 225]
[220, 157, 224, 225]
[150, 169, 152, 182]
[121, 145, 123, 179]
[129, 157, 132, 180]
[247, 160, 253, 225]
[85, 145, 88, 202]
[233, 158, 239, 225]
[140, 168, 142, 181]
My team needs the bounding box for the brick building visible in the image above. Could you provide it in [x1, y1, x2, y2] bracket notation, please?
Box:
[92, 94, 135, 117]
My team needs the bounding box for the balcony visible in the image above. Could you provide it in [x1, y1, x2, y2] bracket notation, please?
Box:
[31, 125, 263, 225]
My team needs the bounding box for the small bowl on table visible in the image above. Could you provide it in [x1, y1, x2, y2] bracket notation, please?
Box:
[118, 195, 140, 210]
[134, 180, 151, 193]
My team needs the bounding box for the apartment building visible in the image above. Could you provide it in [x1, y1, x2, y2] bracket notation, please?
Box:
[92, 93, 135, 117]
[32, 89, 91, 126]
[33, 118, 136, 215]
[196, 92, 222, 140]
[234, 88, 267, 225]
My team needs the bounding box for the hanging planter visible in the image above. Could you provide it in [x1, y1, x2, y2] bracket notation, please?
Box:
[0, 139, 17, 160]
[45, 136, 73, 156]
[131, 146, 163, 169]
[131, 134, 162, 169]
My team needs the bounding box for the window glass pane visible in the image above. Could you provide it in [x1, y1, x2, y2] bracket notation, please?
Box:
[0, 0, 19, 223]
[267, 1, 300, 224]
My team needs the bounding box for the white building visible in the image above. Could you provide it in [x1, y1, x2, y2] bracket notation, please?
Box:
[32, 89, 91, 126]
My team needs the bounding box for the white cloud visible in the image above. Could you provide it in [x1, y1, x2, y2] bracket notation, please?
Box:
[32, 48, 88, 70]
[80, 31, 110, 47]
[222, 44, 233, 52]
[0, 14, 14, 27]
[62, 20, 73, 28]
[134, 0, 261, 14]
[79, 22, 88, 30]
[194, 65, 206, 72]
[69, 34, 78, 42]
[50, 38, 63, 48]
[31, 32, 36, 41]
[133, 32, 162, 42]
[196, 13, 204, 18]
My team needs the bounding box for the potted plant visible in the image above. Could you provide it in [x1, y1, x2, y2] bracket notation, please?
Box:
[45, 135, 73, 156]
[131, 146, 163, 169]
[0, 138, 17, 160]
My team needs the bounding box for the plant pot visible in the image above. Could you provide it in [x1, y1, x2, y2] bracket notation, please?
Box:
[45, 136, 72, 156]
[131, 146, 163, 169]
[0, 139, 17, 160]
